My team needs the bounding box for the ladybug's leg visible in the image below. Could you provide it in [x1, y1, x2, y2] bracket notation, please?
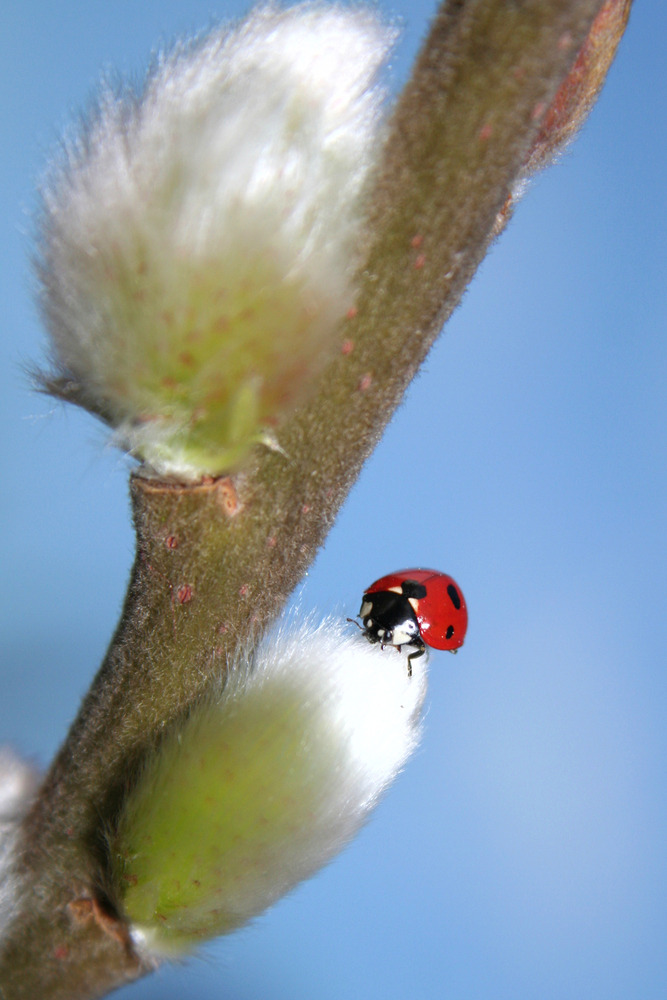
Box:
[406, 643, 426, 678]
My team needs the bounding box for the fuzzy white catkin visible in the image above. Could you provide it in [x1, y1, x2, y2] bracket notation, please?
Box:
[115, 617, 427, 957]
[0, 749, 39, 942]
[37, 3, 395, 479]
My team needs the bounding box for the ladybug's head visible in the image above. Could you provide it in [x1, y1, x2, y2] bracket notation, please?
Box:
[359, 591, 422, 650]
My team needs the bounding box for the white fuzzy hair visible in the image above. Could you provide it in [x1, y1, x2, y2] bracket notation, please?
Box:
[0, 749, 39, 944]
[37, 4, 394, 477]
[122, 615, 426, 956]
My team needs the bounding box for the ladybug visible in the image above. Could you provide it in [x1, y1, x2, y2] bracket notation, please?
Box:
[351, 569, 468, 676]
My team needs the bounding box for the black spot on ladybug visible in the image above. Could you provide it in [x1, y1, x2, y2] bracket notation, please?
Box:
[401, 581, 427, 599]
[446, 625, 455, 640]
[447, 584, 461, 609]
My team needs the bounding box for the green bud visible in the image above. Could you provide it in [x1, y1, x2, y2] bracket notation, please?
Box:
[111, 619, 426, 955]
[37, 5, 394, 480]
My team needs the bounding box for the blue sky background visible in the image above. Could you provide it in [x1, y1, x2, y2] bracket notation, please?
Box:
[1, 2, 666, 998]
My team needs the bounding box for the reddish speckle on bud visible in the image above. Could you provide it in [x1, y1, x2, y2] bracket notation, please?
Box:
[414, 253, 426, 270]
[532, 101, 547, 122]
[267, 535, 277, 548]
[358, 373, 373, 392]
[341, 339, 354, 355]
[490, 193, 514, 239]
[478, 122, 493, 142]
[68, 899, 94, 924]
[68, 897, 131, 946]
[410, 234, 423, 249]
[177, 585, 193, 604]
[558, 30, 574, 52]
[54, 946, 69, 961]
[301, 504, 311, 515]
[239, 584, 249, 598]
[165, 535, 179, 550]
[346, 305, 358, 320]
[215, 477, 240, 516]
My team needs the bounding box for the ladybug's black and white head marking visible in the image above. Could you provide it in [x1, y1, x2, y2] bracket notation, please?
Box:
[356, 583, 427, 677]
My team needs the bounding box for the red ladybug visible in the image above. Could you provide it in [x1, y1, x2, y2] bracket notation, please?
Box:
[352, 569, 468, 676]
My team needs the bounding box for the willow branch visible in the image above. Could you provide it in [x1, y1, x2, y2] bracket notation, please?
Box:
[0, 1, 628, 997]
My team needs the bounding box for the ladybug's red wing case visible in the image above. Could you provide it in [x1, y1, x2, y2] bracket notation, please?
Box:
[412, 571, 468, 651]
